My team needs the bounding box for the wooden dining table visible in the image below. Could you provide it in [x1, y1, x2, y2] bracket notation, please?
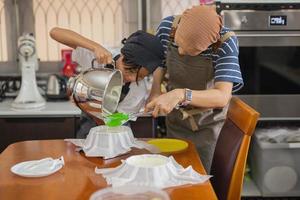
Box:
[0, 139, 218, 200]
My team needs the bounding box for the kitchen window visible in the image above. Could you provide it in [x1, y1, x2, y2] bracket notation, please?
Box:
[0, 0, 18, 73]
[0, 0, 203, 74]
[0, 0, 140, 74]
[33, 0, 132, 62]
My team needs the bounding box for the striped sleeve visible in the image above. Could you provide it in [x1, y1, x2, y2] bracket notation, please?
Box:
[213, 34, 244, 92]
[155, 16, 174, 67]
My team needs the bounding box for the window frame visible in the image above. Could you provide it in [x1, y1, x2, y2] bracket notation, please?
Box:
[0, 0, 18, 74]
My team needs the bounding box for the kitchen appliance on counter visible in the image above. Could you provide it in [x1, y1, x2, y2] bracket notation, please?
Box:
[11, 33, 46, 110]
[0, 76, 21, 101]
[46, 74, 68, 100]
[216, 0, 300, 94]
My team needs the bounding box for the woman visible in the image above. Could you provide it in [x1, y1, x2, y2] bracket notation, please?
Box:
[145, 5, 244, 172]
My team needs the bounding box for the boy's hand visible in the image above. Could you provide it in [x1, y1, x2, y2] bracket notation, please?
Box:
[93, 45, 113, 65]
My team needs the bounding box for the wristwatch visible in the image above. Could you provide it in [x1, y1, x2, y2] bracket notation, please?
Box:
[181, 88, 192, 106]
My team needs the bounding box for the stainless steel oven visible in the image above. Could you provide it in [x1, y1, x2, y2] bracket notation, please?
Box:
[216, 0, 300, 94]
[216, 3, 300, 196]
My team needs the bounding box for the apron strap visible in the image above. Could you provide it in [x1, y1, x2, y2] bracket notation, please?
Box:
[172, 15, 181, 28]
[212, 31, 236, 52]
[169, 15, 181, 42]
[180, 108, 210, 131]
[220, 31, 236, 43]
[180, 108, 208, 120]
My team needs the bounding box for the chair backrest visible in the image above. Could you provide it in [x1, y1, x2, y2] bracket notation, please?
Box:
[210, 96, 259, 200]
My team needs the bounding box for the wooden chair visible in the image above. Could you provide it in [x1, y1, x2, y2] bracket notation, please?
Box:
[210, 96, 260, 200]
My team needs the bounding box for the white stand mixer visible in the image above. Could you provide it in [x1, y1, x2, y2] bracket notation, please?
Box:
[11, 33, 45, 110]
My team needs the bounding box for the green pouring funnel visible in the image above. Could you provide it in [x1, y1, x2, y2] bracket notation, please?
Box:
[104, 111, 152, 127]
[104, 112, 129, 127]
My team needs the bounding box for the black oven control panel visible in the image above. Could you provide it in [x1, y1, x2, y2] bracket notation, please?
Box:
[269, 15, 287, 26]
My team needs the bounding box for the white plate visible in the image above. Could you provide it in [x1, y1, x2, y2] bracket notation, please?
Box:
[11, 157, 64, 178]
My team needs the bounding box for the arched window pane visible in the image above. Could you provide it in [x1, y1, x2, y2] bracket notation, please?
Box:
[33, 0, 129, 61]
[0, 0, 8, 61]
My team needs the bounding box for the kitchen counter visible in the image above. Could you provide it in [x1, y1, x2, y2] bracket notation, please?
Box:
[0, 99, 157, 150]
[0, 99, 81, 118]
[0, 99, 82, 152]
[237, 94, 300, 121]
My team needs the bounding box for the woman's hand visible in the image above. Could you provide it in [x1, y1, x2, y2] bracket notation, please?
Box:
[93, 44, 113, 65]
[146, 90, 162, 105]
[145, 89, 184, 117]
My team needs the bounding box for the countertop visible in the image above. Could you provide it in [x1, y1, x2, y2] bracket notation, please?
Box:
[0, 99, 81, 118]
[237, 94, 300, 121]
[2, 95, 299, 120]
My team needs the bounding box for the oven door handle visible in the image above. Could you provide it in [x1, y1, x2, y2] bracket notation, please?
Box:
[236, 33, 300, 37]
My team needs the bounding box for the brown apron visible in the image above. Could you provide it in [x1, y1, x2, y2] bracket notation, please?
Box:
[166, 15, 235, 172]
